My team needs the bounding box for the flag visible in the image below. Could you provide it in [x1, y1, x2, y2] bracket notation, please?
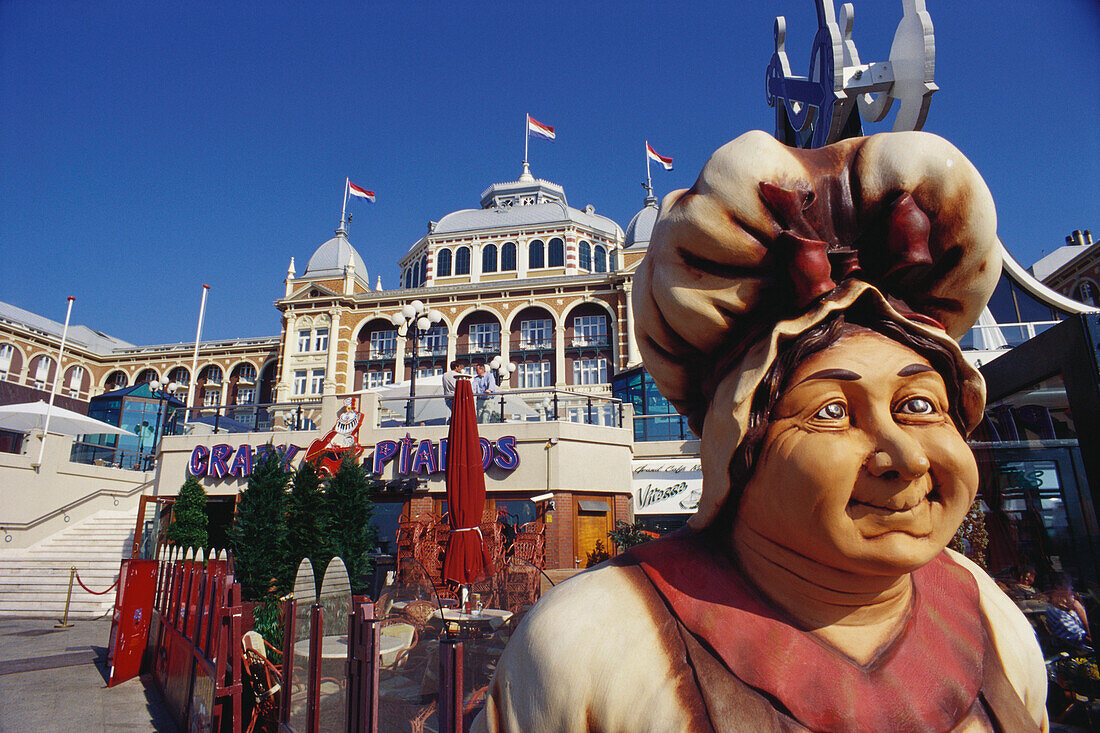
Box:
[348, 181, 375, 202]
[646, 143, 673, 171]
[527, 115, 556, 141]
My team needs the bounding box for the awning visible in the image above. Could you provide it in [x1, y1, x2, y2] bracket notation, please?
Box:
[578, 500, 610, 513]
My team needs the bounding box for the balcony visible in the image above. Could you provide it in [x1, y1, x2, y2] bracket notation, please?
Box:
[518, 339, 553, 351]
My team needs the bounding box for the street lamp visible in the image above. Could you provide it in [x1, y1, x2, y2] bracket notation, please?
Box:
[390, 300, 443, 425]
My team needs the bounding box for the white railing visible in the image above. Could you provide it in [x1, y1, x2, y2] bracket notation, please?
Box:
[960, 320, 1061, 351]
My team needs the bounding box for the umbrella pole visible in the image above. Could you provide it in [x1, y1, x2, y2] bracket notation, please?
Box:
[34, 297, 74, 469]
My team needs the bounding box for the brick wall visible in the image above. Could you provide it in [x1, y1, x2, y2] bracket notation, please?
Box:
[545, 490, 573, 569]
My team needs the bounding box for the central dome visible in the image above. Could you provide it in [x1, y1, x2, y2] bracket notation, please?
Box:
[304, 226, 368, 278]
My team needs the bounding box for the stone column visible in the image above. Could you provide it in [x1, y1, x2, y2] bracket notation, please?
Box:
[623, 283, 641, 366]
[394, 334, 408, 383]
[554, 325, 566, 386]
[276, 313, 297, 401]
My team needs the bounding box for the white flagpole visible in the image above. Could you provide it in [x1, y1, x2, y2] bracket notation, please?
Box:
[34, 296, 75, 468]
[524, 113, 529, 165]
[645, 140, 653, 196]
[341, 177, 350, 227]
[186, 284, 210, 424]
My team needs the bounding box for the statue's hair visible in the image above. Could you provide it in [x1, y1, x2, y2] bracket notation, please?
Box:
[712, 304, 964, 529]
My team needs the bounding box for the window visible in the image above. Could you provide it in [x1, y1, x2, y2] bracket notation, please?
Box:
[67, 366, 85, 398]
[578, 241, 592, 271]
[236, 387, 255, 405]
[0, 344, 13, 379]
[1076, 281, 1098, 307]
[421, 325, 447, 356]
[420, 255, 428, 285]
[363, 370, 393, 389]
[573, 315, 608, 346]
[520, 319, 553, 349]
[314, 328, 329, 352]
[293, 370, 308, 395]
[298, 329, 311, 352]
[200, 365, 222, 385]
[594, 245, 608, 273]
[204, 388, 221, 406]
[168, 366, 190, 387]
[106, 369, 128, 391]
[482, 244, 498, 273]
[517, 361, 551, 388]
[136, 368, 158, 384]
[436, 248, 452, 277]
[310, 368, 326, 394]
[468, 323, 501, 353]
[528, 240, 545, 269]
[455, 246, 471, 275]
[417, 366, 443, 379]
[33, 357, 53, 390]
[369, 330, 397, 358]
[548, 238, 564, 267]
[572, 357, 608, 385]
[501, 242, 517, 271]
[235, 364, 257, 383]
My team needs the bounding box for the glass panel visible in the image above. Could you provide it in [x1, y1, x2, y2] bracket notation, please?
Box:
[287, 559, 316, 731]
[528, 240, 544, 269]
[547, 238, 564, 267]
[315, 558, 351, 731]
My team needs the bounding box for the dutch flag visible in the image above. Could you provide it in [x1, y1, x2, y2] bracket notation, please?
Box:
[646, 142, 673, 171]
[348, 181, 375, 202]
[527, 115, 556, 142]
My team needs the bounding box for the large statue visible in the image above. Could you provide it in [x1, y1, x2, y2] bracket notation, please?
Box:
[473, 131, 1048, 732]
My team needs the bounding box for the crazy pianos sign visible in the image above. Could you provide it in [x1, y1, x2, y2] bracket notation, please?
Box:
[188, 435, 520, 480]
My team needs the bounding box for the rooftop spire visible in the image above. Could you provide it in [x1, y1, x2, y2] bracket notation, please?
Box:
[519, 161, 535, 182]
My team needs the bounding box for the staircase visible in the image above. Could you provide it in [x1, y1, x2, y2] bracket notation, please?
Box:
[0, 511, 135, 618]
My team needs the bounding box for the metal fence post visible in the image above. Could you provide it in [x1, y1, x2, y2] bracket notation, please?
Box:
[307, 604, 323, 733]
[439, 639, 464, 733]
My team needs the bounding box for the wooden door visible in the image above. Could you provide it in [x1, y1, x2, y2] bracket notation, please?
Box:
[573, 496, 612, 568]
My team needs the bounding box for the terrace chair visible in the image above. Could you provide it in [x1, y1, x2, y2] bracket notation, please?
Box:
[242, 631, 282, 733]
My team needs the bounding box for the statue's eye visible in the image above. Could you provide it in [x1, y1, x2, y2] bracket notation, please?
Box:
[898, 397, 934, 415]
[814, 402, 847, 420]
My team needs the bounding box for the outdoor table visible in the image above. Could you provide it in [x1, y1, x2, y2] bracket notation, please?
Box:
[431, 608, 513, 634]
[294, 634, 407, 660]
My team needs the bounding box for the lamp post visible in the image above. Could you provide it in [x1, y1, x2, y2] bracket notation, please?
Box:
[390, 300, 443, 425]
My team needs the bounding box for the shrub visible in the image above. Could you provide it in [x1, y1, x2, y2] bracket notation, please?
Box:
[166, 476, 209, 549]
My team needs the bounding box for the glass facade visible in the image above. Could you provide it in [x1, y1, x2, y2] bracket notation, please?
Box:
[611, 365, 694, 442]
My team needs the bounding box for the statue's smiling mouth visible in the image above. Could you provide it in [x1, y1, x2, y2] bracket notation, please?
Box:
[849, 487, 940, 514]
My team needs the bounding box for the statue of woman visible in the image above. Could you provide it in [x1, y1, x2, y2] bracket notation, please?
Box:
[473, 131, 1048, 732]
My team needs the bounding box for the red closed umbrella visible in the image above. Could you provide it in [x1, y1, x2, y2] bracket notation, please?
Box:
[442, 378, 492, 585]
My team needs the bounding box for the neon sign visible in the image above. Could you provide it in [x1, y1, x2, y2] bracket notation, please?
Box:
[188, 435, 520, 480]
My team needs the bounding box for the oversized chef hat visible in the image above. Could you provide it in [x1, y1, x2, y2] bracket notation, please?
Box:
[633, 130, 1000, 528]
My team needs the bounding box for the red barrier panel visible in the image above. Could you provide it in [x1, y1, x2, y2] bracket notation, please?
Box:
[106, 558, 158, 687]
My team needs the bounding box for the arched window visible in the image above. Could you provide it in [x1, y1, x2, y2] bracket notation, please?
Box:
[136, 368, 159, 384]
[419, 255, 428, 285]
[436, 248, 452, 277]
[199, 365, 223, 384]
[501, 242, 517, 271]
[594, 244, 607, 273]
[528, 240, 545, 269]
[105, 369, 128, 391]
[0, 344, 15, 380]
[482, 244, 498, 273]
[1075, 281, 1098, 307]
[578, 241, 592, 271]
[167, 366, 190, 387]
[455, 246, 471, 275]
[548, 238, 564, 268]
[608, 247, 618, 271]
[33, 356, 55, 390]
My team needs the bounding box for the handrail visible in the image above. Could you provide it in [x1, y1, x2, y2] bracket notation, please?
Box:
[0, 477, 154, 531]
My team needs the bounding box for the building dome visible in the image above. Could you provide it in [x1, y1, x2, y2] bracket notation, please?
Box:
[303, 225, 368, 278]
[624, 195, 659, 249]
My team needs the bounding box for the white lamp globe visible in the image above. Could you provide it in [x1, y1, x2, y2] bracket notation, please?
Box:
[390, 313, 405, 326]
[490, 356, 502, 369]
[427, 309, 443, 323]
[508, 362, 517, 373]
[401, 304, 416, 319]
[417, 317, 431, 330]
[410, 299, 425, 314]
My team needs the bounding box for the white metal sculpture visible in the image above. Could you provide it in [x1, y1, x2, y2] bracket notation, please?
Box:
[766, 0, 937, 148]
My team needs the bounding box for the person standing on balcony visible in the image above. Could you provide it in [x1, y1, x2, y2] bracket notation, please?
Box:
[472, 363, 498, 422]
[443, 360, 466, 411]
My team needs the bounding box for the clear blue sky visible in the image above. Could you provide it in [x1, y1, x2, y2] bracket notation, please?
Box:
[2, 1, 1097, 344]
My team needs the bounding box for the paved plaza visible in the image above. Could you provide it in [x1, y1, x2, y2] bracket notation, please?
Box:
[0, 616, 174, 732]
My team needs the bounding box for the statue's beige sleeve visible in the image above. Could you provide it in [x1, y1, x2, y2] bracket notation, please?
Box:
[946, 549, 1050, 732]
[471, 563, 701, 733]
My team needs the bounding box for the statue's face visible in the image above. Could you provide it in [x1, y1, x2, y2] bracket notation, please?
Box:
[735, 330, 978, 576]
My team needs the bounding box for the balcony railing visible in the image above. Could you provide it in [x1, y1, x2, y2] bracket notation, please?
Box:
[377, 387, 624, 428]
[569, 336, 609, 348]
[959, 320, 1061, 351]
[162, 400, 323, 435]
[462, 341, 501, 355]
[518, 339, 553, 350]
[632, 413, 696, 442]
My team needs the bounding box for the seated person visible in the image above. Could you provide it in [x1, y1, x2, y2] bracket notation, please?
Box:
[1007, 565, 1040, 602]
[1045, 574, 1090, 645]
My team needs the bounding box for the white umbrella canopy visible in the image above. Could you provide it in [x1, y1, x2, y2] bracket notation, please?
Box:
[0, 400, 132, 437]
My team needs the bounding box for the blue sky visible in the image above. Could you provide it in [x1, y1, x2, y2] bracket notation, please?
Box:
[2, 1, 1097, 344]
